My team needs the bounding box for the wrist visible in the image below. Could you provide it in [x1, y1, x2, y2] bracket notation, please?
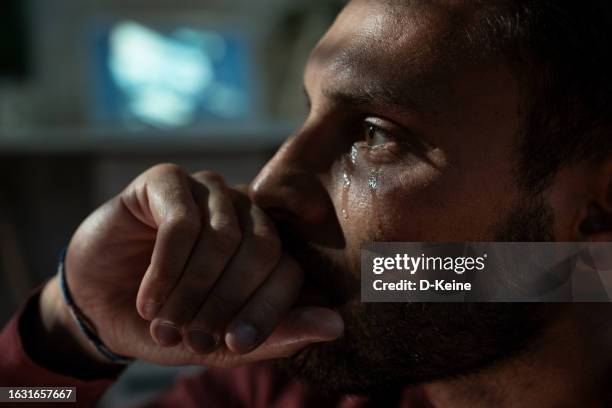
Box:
[42, 277, 116, 366]
[22, 277, 123, 378]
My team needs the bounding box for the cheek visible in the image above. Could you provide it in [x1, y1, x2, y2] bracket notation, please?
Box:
[340, 161, 507, 243]
[373, 164, 450, 241]
[332, 143, 519, 262]
[340, 160, 446, 245]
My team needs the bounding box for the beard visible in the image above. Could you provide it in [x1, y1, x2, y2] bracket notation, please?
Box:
[278, 193, 558, 396]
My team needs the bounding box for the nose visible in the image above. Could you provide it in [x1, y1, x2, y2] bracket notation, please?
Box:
[249, 131, 333, 226]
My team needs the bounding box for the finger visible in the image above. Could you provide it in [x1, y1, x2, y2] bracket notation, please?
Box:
[246, 307, 344, 361]
[190, 307, 344, 368]
[112, 307, 343, 369]
[185, 195, 282, 353]
[224, 254, 303, 354]
[151, 175, 241, 347]
[191, 171, 242, 237]
[134, 165, 202, 322]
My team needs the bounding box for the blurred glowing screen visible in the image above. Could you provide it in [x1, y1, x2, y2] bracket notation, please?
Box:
[93, 21, 255, 128]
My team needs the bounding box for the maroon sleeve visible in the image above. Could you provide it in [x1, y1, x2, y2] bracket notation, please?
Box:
[137, 362, 304, 408]
[0, 289, 118, 407]
[135, 362, 431, 408]
[136, 361, 365, 408]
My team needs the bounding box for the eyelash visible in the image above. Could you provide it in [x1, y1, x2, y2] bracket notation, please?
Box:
[355, 120, 404, 164]
[364, 122, 393, 146]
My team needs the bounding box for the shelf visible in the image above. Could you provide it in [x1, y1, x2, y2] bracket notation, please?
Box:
[0, 123, 297, 155]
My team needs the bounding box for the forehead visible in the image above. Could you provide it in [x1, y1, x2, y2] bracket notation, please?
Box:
[306, 0, 489, 113]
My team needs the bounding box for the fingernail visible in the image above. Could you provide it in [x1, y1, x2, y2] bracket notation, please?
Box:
[143, 302, 162, 320]
[226, 322, 258, 354]
[187, 329, 218, 354]
[319, 313, 344, 338]
[155, 322, 182, 346]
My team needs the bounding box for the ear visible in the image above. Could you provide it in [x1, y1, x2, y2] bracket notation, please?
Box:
[548, 157, 612, 242]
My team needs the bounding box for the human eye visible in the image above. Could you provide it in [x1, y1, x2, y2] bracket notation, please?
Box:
[355, 117, 405, 163]
[364, 121, 393, 147]
[354, 116, 432, 165]
[362, 117, 408, 147]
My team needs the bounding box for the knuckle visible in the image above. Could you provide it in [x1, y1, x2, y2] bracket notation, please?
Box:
[166, 213, 201, 236]
[193, 170, 225, 185]
[210, 213, 241, 239]
[151, 163, 185, 177]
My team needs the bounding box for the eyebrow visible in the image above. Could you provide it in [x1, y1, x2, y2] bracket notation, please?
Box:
[303, 81, 432, 120]
[321, 85, 427, 116]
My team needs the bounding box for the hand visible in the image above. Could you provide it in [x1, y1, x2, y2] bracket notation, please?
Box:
[42, 164, 343, 368]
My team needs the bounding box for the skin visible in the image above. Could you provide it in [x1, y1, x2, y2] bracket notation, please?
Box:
[30, 0, 611, 406]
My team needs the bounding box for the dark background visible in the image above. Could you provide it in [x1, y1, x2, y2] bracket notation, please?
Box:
[0, 0, 342, 404]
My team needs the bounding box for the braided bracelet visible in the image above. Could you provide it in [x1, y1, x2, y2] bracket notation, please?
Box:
[57, 249, 134, 365]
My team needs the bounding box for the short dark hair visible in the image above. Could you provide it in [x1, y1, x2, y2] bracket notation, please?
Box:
[468, 1, 612, 192]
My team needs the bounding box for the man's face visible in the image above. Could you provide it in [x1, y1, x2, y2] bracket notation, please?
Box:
[250, 0, 555, 394]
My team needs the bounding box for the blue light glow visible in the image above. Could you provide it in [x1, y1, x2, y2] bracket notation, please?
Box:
[93, 21, 254, 128]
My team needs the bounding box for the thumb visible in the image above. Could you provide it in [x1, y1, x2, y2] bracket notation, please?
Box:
[245, 307, 344, 361]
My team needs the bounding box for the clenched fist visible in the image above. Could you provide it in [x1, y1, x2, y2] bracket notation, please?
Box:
[40, 164, 343, 369]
